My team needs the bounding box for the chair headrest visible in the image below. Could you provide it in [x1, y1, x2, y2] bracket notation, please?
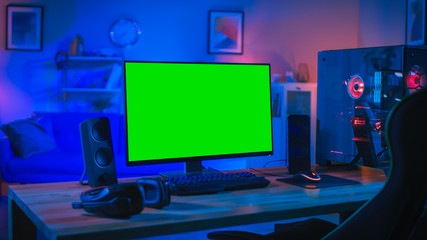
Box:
[385, 87, 427, 182]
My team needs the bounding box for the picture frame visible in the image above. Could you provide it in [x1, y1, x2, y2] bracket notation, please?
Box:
[208, 11, 244, 54]
[6, 5, 43, 51]
[406, 0, 426, 45]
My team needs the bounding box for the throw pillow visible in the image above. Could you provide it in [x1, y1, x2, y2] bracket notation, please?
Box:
[0, 118, 57, 159]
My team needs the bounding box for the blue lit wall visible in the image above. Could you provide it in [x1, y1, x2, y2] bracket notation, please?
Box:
[0, 0, 406, 124]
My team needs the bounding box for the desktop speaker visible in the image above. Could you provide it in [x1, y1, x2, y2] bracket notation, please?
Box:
[80, 117, 118, 188]
[288, 115, 311, 174]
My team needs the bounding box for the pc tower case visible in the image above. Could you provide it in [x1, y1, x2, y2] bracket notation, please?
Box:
[317, 45, 427, 167]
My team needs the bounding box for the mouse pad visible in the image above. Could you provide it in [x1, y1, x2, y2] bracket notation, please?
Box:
[276, 174, 360, 189]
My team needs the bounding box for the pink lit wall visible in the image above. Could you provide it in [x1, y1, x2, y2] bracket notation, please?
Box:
[358, 0, 406, 47]
[0, 0, 406, 124]
[216, 0, 361, 83]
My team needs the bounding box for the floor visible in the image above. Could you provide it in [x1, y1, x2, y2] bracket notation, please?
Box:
[0, 195, 339, 240]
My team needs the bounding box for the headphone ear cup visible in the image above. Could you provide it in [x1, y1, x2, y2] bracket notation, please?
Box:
[115, 183, 146, 215]
[137, 177, 171, 209]
[74, 182, 145, 218]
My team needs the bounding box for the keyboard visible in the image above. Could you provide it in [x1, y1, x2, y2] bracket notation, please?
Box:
[164, 171, 270, 195]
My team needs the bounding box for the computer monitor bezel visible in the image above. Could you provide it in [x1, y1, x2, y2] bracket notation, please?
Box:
[123, 61, 274, 168]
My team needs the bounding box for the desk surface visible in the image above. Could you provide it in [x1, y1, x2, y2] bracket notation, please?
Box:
[8, 166, 386, 240]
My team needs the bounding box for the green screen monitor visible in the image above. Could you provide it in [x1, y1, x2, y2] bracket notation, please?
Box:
[124, 61, 273, 175]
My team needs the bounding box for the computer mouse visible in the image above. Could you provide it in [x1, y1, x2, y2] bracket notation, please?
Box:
[293, 171, 321, 183]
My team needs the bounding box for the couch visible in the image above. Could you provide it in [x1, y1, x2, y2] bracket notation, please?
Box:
[0, 112, 183, 183]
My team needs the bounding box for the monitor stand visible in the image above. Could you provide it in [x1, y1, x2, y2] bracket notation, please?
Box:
[159, 161, 218, 179]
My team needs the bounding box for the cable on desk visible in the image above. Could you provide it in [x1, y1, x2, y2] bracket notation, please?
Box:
[263, 159, 287, 168]
[206, 167, 224, 174]
[206, 163, 289, 177]
[249, 168, 289, 178]
[79, 166, 88, 185]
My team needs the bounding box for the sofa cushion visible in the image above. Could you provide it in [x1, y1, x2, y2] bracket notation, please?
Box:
[34, 113, 55, 139]
[9, 173, 83, 184]
[0, 118, 57, 159]
[33, 112, 122, 154]
[7, 151, 84, 175]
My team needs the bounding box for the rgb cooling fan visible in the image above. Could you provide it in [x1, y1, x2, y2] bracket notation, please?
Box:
[406, 65, 426, 93]
[347, 75, 365, 99]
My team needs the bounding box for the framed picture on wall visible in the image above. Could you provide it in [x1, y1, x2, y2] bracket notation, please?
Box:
[6, 5, 43, 51]
[407, 0, 426, 45]
[208, 11, 244, 54]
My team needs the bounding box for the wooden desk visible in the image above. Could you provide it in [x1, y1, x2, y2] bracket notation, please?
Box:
[8, 166, 386, 240]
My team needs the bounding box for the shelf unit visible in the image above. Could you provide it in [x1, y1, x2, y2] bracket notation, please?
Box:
[67, 56, 122, 62]
[60, 88, 121, 102]
[58, 56, 123, 112]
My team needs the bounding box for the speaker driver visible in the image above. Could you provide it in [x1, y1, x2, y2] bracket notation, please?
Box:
[289, 121, 309, 136]
[289, 139, 309, 158]
[92, 121, 109, 141]
[95, 148, 111, 167]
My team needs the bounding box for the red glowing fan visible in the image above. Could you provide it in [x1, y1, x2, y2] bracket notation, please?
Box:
[406, 65, 426, 94]
[347, 75, 364, 99]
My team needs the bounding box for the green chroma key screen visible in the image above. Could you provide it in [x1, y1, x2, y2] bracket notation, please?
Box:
[124, 61, 273, 165]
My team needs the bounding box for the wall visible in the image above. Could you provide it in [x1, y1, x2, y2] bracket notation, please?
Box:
[0, 0, 368, 124]
[0, 0, 407, 170]
[217, 0, 361, 81]
[358, 0, 406, 47]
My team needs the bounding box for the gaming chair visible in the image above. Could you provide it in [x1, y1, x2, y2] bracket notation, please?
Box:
[208, 87, 427, 239]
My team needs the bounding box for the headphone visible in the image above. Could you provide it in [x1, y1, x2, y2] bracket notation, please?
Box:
[55, 50, 68, 69]
[72, 177, 170, 218]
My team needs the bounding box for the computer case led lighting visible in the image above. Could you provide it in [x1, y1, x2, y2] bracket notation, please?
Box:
[317, 45, 427, 167]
